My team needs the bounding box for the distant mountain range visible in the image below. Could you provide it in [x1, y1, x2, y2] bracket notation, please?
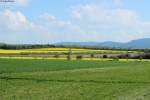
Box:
[55, 38, 150, 49]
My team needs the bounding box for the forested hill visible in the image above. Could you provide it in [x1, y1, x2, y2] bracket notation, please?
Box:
[0, 44, 55, 50]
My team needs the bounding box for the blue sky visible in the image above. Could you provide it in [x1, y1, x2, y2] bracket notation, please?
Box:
[0, 0, 150, 44]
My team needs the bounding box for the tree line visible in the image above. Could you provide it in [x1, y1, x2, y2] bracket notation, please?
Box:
[0, 43, 55, 50]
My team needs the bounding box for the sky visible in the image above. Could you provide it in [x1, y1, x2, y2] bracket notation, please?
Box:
[0, 0, 150, 44]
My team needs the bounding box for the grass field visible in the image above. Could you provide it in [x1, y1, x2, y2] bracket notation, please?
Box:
[0, 59, 150, 100]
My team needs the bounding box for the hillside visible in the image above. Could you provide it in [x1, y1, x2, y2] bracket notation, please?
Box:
[55, 38, 150, 49]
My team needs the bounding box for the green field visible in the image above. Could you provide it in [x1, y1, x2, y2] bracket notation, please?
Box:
[0, 59, 150, 100]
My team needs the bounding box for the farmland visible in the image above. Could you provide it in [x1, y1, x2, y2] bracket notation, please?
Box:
[1, 0, 150, 100]
[0, 47, 150, 100]
[0, 47, 140, 60]
[0, 59, 150, 100]
[0, 48, 133, 53]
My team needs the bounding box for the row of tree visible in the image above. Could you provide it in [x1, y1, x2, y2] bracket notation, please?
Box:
[0, 43, 55, 50]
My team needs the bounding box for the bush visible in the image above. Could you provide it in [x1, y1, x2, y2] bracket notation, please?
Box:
[117, 54, 130, 59]
[54, 54, 59, 58]
[143, 53, 150, 59]
[90, 54, 94, 58]
[103, 55, 108, 58]
[139, 56, 143, 60]
[76, 55, 83, 60]
[67, 55, 71, 60]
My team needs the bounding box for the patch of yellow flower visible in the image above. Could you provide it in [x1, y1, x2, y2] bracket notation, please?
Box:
[0, 48, 132, 54]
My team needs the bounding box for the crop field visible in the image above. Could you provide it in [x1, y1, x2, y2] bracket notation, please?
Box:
[0, 48, 134, 54]
[0, 47, 140, 61]
[0, 59, 150, 100]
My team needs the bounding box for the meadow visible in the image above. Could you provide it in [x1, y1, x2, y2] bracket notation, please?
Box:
[0, 59, 150, 100]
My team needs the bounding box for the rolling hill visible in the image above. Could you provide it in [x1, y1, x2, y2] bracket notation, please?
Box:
[55, 38, 150, 49]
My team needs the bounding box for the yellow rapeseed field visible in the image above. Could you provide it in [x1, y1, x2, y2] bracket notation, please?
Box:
[0, 48, 131, 54]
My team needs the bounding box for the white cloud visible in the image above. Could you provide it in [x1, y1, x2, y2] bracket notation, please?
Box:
[15, 0, 28, 5]
[0, 10, 82, 43]
[0, 10, 51, 44]
[0, 1, 150, 43]
[39, 13, 81, 33]
[71, 3, 150, 42]
[0, 10, 35, 32]
[72, 4, 138, 25]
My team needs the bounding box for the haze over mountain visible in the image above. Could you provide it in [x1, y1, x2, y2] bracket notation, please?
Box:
[55, 38, 150, 49]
